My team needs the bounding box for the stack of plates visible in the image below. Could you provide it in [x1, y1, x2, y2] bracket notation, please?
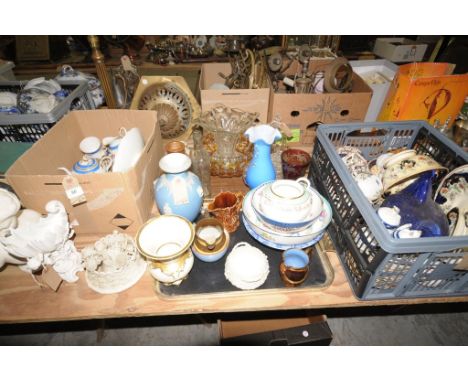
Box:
[242, 182, 332, 250]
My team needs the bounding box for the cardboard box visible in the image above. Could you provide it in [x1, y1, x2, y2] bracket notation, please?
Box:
[199, 63, 271, 122]
[350, 59, 399, 122]
[379, 62, 468, 127]
[373, 38, 428, 63]
[268, 59, 372, 147]
[218, 315, 333, 346]
[6, 110, 163, 236]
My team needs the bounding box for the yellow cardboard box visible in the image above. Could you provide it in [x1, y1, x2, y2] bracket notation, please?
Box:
[379, 62, 468, 127]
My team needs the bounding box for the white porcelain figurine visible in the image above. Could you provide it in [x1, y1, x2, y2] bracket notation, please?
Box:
[0, 195, 83, 282]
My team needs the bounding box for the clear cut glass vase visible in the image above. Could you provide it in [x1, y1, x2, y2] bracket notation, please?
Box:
[195, 104, 258, 177]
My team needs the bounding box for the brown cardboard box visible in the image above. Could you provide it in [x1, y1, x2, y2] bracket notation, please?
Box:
[218, 315, 333, 346]
[6, 110, 163, 236]
[199, 63, 271, 122]
[268, 59, 372, 147]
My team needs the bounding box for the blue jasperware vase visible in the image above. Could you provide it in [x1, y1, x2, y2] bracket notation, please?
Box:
[154, 153, 203, 222]
[382, 171, 449, 237]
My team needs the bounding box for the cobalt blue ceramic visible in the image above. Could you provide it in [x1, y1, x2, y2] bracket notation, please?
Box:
[381, 171, 449, 237]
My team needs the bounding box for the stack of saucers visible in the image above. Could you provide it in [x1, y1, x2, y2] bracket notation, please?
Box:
[242, 178, 332, 250]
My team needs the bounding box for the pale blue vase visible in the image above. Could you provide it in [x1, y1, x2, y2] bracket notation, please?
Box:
[245, 140, 277, 189]
[154, 153, 204, 222]
[244, 124, 282, 189]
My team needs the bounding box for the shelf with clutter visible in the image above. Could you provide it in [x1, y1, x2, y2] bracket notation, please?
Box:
[1, 36, 468, 324]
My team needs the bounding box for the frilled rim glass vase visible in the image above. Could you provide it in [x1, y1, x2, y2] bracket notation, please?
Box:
[195, 104, 258, 177]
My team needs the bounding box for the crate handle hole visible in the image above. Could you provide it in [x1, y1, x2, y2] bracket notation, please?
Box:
[290, 111, 300, 117]
[306, 121, 323, 130]
[340, 109, 349, 116]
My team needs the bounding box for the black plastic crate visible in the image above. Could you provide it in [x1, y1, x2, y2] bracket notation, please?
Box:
[309, 120, 468, 300]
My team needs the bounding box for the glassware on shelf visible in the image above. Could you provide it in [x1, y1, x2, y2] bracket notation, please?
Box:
[195, 104, 258, 178]
[191, 127, 212, 198]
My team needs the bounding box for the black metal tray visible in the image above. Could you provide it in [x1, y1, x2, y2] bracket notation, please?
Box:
[157, 222, 334, 298]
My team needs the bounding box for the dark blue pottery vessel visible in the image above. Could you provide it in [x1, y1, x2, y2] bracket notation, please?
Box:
[381, 171, 449, 237]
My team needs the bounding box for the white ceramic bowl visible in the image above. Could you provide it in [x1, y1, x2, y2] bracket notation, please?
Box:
[224, 242, 269, 290]
[251, 180, 323, 229]
[136, 215, 194, 260]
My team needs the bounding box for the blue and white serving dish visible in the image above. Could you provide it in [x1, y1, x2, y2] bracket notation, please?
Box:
[251, 178, 324, 231]
[242, 215, 324, 250]
[242, 188, 331, 249]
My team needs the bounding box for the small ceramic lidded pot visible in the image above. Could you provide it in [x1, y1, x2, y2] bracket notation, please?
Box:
[136, 215, 195, 285]
[154, 153, 204, 222]
[72, 155, 101, 175]
[192, 217, 230, 262]
[224, 242, 270, 290]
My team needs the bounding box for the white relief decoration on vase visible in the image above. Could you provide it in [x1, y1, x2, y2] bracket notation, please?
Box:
[162, 203, 173, 214]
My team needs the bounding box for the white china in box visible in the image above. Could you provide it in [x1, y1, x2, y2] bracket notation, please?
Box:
[5, 110, 163, 236]
[112, 127, 145, 173]
[79, 136, 102, 156]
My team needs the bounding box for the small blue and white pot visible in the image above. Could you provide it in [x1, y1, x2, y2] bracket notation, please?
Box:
[108, 138, 121, 155]
[154, 153, 204, 222]
[72, 156, 101, 175]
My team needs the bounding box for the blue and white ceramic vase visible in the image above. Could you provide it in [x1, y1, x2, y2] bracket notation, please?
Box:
[154, 153, 203, 222]
[244, 124, 282, 189]
[382, 171, 449, 237]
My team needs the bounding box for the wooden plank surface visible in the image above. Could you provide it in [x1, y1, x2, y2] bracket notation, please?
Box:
[1, 240, 467, 324]
[1, 174, 468, 324]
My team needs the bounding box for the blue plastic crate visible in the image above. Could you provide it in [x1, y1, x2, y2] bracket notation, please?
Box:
[309, 120, 468, 300]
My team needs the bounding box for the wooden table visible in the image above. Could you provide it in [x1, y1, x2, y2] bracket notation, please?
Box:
[1, 243, 468, 324]
[1, 176, 467, 325]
